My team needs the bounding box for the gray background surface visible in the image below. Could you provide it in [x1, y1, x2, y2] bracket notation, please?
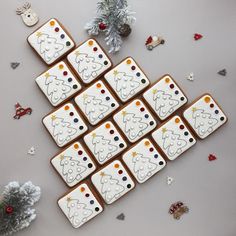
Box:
[1, 0, 236, 235]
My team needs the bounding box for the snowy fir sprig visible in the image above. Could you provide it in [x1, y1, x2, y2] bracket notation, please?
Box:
[0, 181, 41, 235]
[85, 0, 136, 53]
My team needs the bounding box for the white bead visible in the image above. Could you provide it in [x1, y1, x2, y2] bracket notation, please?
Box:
[104, 179, 108, 183]
[122, 84, 127, 89]
[62, 87, 66, 91]
[83, 211, 88, 215]
[170, 150, 174, 154]
[133, 119, 137, 123]
[64, 161, 68, 164]
[86, 59, 90, 63]
[200, 122, 204, 125]
[55, 45, 59, 49]
[45, 46, 50, 51]
[209, 121, 213, 124]
[59, 138, 63, 141]
[139, 166, 144, 170]
[131, 83, 134, 87]
[115, 187, 120, 191]
[77, 168, 81, 171]
[68, 169, 73, 173]
[108, 146, 113, 150]
[100, 148, 104, 152]
[71, 162, 75, 166]
[170, 142, 174, 145]
[107, 188, 111, 192]
[56, 82, 60, 85]
[177, 141, 182, 146]
[169, 101, 173, 105]
[123, 92, 127, 95]
[99, 107, 104, 111]
[69, 176, 73, 180]
[139, 124, 143, 128]
[53, 88, 58, 92]
[93, 101, 97, 105]
[55, 96, 58, 99]
[92, 65, 97, 69]
[55, 121, 59, 125]
[202, 115, 206, 118]
[127, 117, 130, 121]
[91, 108, 95, 112]
[161, 103, 165, 107]
[71, 203, 75, 207]
[68, 129, 72, 133]
[62, 123, 66, 127]
[148, 165, 152, 169]
[74, 212, 78, 216]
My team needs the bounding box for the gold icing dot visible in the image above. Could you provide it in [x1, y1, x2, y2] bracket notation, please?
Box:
[204, 96, 211, 103]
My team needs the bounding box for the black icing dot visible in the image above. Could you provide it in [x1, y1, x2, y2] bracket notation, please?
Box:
[95, 207, 100, 212]
[66, 41, 71, 46]
[85, 193, 90, 197]
[114, 136, 119, 141]
[73, 84, 78, 89]
[69, 112, 74, 116]
[159, 161, 164, 165]
[122, 176, 127, 181]
[175, 90, 179, 95]
[83, 157, 87, 161]
[98, 54, 103, 58]
[110, 130, 114, 134]
[111, 103, 115, 107]
[184, 131, 189, 136]
[60, 34, 65, 39]
[79, 126, 84, 130]
[119, 143, 124, 148]
[180, 97, 185, 101]
[145, 114, 149, 119]
[74, 118, 78, 123]
[88, 163, 93, 168]
[127, 184, 132, 189]
[215, 110, 219, 114]
[136, 72, 141, 77]
[149, 121, 154, 126]
[154, 154, 158, 158]
[189, 138, 194, 143]
[220, 116, 225, 121]
[90, 200, 94, 205]
[104, 60, 108, 65]
[106, 96, 110, 101]
[68, 78, 72, 82]
[141, 79, 146, 84]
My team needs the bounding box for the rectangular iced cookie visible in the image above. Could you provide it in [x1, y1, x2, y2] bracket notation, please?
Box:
[84, 121, 127, 165]
[28, 18, 75, 65]
[51, 142, 96, 187]
[43, 103, 88, 147]
[74, 80, 119, 125]
[152, 116, 196, 161]
[36, 61, 81, 106]
[58, 182, 103, 228]
[67, 38, 112, 84]
[122, 138, 166, 183]
[183, 94, 227, 139]
[143, 74, 188, 120]
[104, 57, 150, 102]
[113, 99, 157, 143]
[91, 160, 135, 204]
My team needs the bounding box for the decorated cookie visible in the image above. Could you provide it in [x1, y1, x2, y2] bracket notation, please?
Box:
[74, 81, 119, 125]
[36, 61, 81, 106]
[28, 18, 75, 65]
[113, 99, 157, 143]
[91, 160, 135, 204]
[122, 138, 166, 183]
[58, 182, 103, 228]
[51, 142, 96, 187]
[67, 39, 112, 84]
[104, 57, 150, 102]
[143, 75, 187, 121]
[84, 121, 127, 165]
[43, 103, 88, 147]
[152, 116, 196, 161]
[183, 94, 227, 139]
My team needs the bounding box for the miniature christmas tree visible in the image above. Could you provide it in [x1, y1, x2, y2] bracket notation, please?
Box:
[192, 108, 218, 136]
[85, 0, 136, 53]
[114, 70, 139, 100]
[132, 152, 157, 181]
[67, 198, 92, 227]
[60, 155, 86, 183]
[37, 33, 64, 62]
[0, 181, 41, 235]
[75, 53, 103, 82]
[51, 115, 77, 145]
[153, 90, 179, 118]
[100, 172, 124, 202]
[162, 129, 187, 157]
[45, 73, 71, 105]
[92, 134, 117, 163]
[84, 95, 109, 123]
[123, 112, 148, 140]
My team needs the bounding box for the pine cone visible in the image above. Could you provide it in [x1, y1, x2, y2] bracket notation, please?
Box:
[118, 24, 132, 37]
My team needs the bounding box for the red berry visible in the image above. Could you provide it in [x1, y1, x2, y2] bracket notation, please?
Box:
[99, 22, 107, 30]
[5, 206, 14, 214]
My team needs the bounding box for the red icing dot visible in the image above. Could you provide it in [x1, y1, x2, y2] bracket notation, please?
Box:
[63, 71, 68, 76]
[149, 147, 154, 152]
[101, 89, 105, 94]
[93, 47, 98, 51]
[85, 193, 90, 197]
[118, 170, 123, 174]
[179, 124, 185, 129]
[140, 107, 145, 112]
[210, 103, 214, 108]
[131, 66, 136, 70]
[55, 27, 59, 32]
[78, 150, 83, 155]
[170, 84, 174, 89]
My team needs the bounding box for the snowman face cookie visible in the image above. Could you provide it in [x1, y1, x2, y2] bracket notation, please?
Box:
[104, 57, 150, 102]
[74, 81, 119, 125]
[67, 39, 112, 84]
[122, 138, 166, 183]
[36, 61, 81, 106]
[152, 116, 196, 161]
[58, 183, 103, 228]
[51, 142, 96, 187]
[143, 75, 187, 120]
[28, 18, 75, 65]
[113, 99, 157, 143]
[91, 160, 135, 204]
[84, 121, 127, 165]
[183, 94, 227, 139]
[43, 103, 88, 147]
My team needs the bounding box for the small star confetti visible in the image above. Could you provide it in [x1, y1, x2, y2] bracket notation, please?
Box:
[28, 146, 36, 155]
[167, 176, 174, 185]
[116, 213, 125, 220]
[208, 154, 217, 161]
[11, 62, 20, 69]
[187, 72, 194, 81]
[218, 69, 227, 76]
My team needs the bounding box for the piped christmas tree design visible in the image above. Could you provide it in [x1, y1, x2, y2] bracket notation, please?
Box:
[192, 107, 218, 136]
[37, 32, 64, 62]
[83, 94, 109, 123]
[67, 198, 93, 227]
[60, 155, 86, 183]
[162, 128, 187, 157]
[92, 133, 117, 163]
[75, 52, 102, 81]
[100, 172, 124, 203]
[132, 152, 157, 181]
[122, 111, 148, 140]
[153, 89, 179, 118]
[45, 73, 71, 104]
[51, 115, 77, 145]
[113, 70, 140, 100]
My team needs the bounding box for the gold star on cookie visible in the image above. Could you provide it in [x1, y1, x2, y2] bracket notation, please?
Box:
[192, 107, 197, 112]
[122, 110, 127, 116]
[75, 51, 80, 56]
[66, 197, 71, 202]
[44, 72, 50, 78]
[92, 133, 96, 138]
[132, 152, 137, 157]
[113, 70, 119, 76]
[59, 154, 64, 160]
[152, 89, 157, 94]
[100, 172, 105, 176]
[51, 115, 56, 120]
[162, 128, 167, 133]
[83, 94, 88, 99]
[36, 32, 42, 37]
